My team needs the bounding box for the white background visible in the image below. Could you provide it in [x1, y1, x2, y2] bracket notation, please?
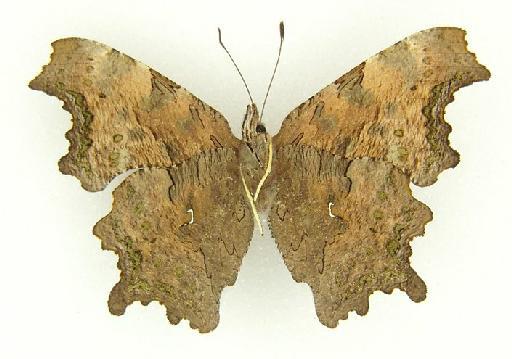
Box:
[1, 0, 510, 358]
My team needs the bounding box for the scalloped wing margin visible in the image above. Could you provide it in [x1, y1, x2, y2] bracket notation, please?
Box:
[273, 27, 490, 186]
[269, 145, 432, 327]
[29, 37, 240, 191]
[93, 148, 254, 332]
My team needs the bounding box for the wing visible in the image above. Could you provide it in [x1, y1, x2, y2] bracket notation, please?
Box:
[273, 27, 490, 186]
[29, 37, 240, 191]
[268, 27, 489, 327]
[30, 39, 253, 332]
[93, 148, 253, 332]
[268, 146, 432, 327]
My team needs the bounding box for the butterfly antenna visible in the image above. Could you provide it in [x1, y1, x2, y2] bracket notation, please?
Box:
[218, 27, 254, 104]
[260, 21, 284, 121]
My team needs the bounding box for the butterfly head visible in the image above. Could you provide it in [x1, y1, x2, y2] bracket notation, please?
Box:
[240, 103, 271, 184]
[242, 103, 265, 140]
[242, 102, 270, 153]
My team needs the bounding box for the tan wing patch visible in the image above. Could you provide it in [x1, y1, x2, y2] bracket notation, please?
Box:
[273, 27, 490, 186]
[29, 38, 240, 191]
[93, 148, 253, 332]
[269, 145, 432, 327]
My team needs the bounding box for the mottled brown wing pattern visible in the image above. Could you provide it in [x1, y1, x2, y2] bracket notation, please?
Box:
[30, 26, 490, 331]
[29, 37, 240, 191]
[93, 149, 253, 332]
[29, 38, 253, 332]
[268, 27, 489, 327]
[269, 145, 432, 327]
[273, 27, 490, 186]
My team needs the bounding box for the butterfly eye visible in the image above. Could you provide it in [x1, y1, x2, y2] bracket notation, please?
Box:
[256, 124, 266, 133]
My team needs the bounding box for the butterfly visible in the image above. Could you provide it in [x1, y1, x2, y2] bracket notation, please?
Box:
[29, 22, 490, 332]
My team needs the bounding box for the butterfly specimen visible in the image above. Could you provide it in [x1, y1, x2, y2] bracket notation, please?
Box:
[29, 22, 490, 332]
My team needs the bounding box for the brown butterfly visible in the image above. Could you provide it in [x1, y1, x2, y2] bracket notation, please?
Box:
[29, 22, 490, 332]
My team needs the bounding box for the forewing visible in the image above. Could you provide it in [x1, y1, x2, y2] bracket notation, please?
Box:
[29, 37, 240, 191]
[93, 148, 253, 332]
[269, 145, 432, 327]
[273, 27, 490, 186]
